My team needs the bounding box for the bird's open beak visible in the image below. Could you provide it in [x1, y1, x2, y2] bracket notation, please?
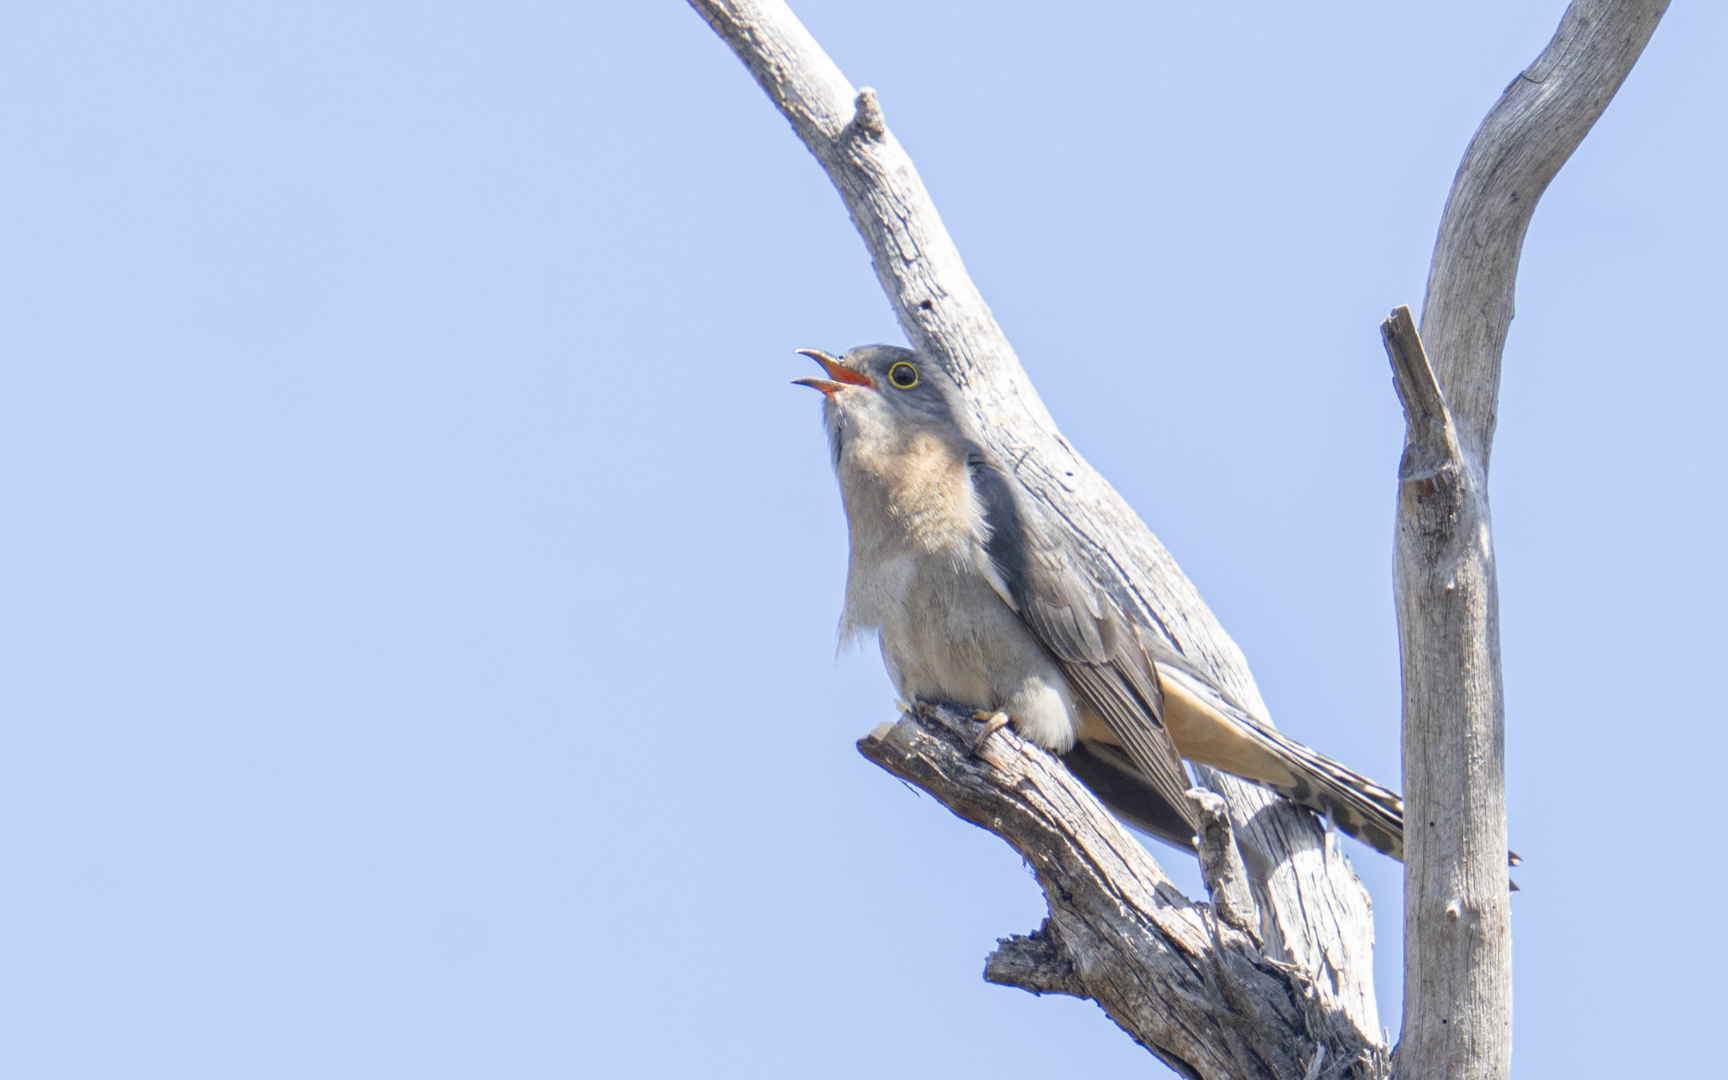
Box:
[792, 349, 875, 396]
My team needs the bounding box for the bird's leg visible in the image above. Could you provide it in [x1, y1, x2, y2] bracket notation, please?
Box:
[970, 711, 1012, 756]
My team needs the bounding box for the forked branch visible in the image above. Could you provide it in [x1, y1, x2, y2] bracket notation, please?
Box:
[1386, 5, 1667, 1078]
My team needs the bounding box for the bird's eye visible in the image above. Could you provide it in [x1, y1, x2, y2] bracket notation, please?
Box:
[887, 362, 919, 389]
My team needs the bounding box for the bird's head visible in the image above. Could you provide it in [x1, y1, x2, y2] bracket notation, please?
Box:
[793, 345, 968, 456]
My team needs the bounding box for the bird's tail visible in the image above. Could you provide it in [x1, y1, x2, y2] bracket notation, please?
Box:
[1240, 722, 1406, 861]
[1150, 654, 1407, 860]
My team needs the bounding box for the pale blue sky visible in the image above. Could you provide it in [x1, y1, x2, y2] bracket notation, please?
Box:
[2, 2, 1723, 1076]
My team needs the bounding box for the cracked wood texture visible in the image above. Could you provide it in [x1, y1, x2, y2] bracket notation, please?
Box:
[688, 0, 1380, 1069]
[862, 706, 1387, 1080]
[1389, 4, 1667, 1078]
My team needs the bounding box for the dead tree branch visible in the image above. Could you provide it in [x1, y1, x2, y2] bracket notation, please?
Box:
[1384, 4, 1668, 1078]
[862, 706, 1388, 1080]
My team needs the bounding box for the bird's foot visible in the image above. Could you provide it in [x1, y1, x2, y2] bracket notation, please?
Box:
[970, 711, 1012, 757]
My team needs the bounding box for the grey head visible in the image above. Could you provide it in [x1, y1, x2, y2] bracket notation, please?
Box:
[792, 345, 973, 464]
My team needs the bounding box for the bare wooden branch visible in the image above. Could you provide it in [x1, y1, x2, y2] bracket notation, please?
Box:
[1390, 5, 1666, 1077]
[1421, 0, 1670, 465]
[1383, 305, 1507, 1080]
[861, 705, 1387, 1080]
[689, 0, 1383, 1055]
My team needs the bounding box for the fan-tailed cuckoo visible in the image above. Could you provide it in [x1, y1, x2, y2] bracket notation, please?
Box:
[796, 344, 1405, 859]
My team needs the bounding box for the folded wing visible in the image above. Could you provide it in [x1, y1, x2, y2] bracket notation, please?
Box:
[968, 452, 1199, 846]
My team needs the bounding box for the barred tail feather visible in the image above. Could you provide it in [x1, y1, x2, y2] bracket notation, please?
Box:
[1247, 724, 1405, 861]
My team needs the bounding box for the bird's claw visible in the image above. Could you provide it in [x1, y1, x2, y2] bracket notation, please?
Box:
[969, 711, 1012, 756]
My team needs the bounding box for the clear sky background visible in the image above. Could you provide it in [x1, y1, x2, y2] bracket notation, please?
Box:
[3, 1, 1723, 1076]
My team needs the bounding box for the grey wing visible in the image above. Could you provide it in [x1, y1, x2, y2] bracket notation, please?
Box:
[968, 452, 1199, 845]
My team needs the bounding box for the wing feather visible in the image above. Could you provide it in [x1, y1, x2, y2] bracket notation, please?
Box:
[969, 452, 1198, 839]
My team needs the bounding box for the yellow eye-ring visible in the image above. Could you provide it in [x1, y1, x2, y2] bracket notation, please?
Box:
[887, 361, 919, 389]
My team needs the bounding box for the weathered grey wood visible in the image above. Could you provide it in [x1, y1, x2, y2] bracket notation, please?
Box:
[688, 0, 1383, 1059]
[1189, 787, 1261, 946]
[1419, 0, 1671, 470]
[863, 705, 1389, 1080]
[1389, 5, 1666, 1077]
[1382, 304, 1502, 1080]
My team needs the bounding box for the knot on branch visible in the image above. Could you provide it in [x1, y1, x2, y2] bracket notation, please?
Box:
[844, 87, 887, 141]
[985, 920, 1083, 997]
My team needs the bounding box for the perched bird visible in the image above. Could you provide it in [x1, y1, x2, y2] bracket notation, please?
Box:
[796, 344, 1407, 859]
